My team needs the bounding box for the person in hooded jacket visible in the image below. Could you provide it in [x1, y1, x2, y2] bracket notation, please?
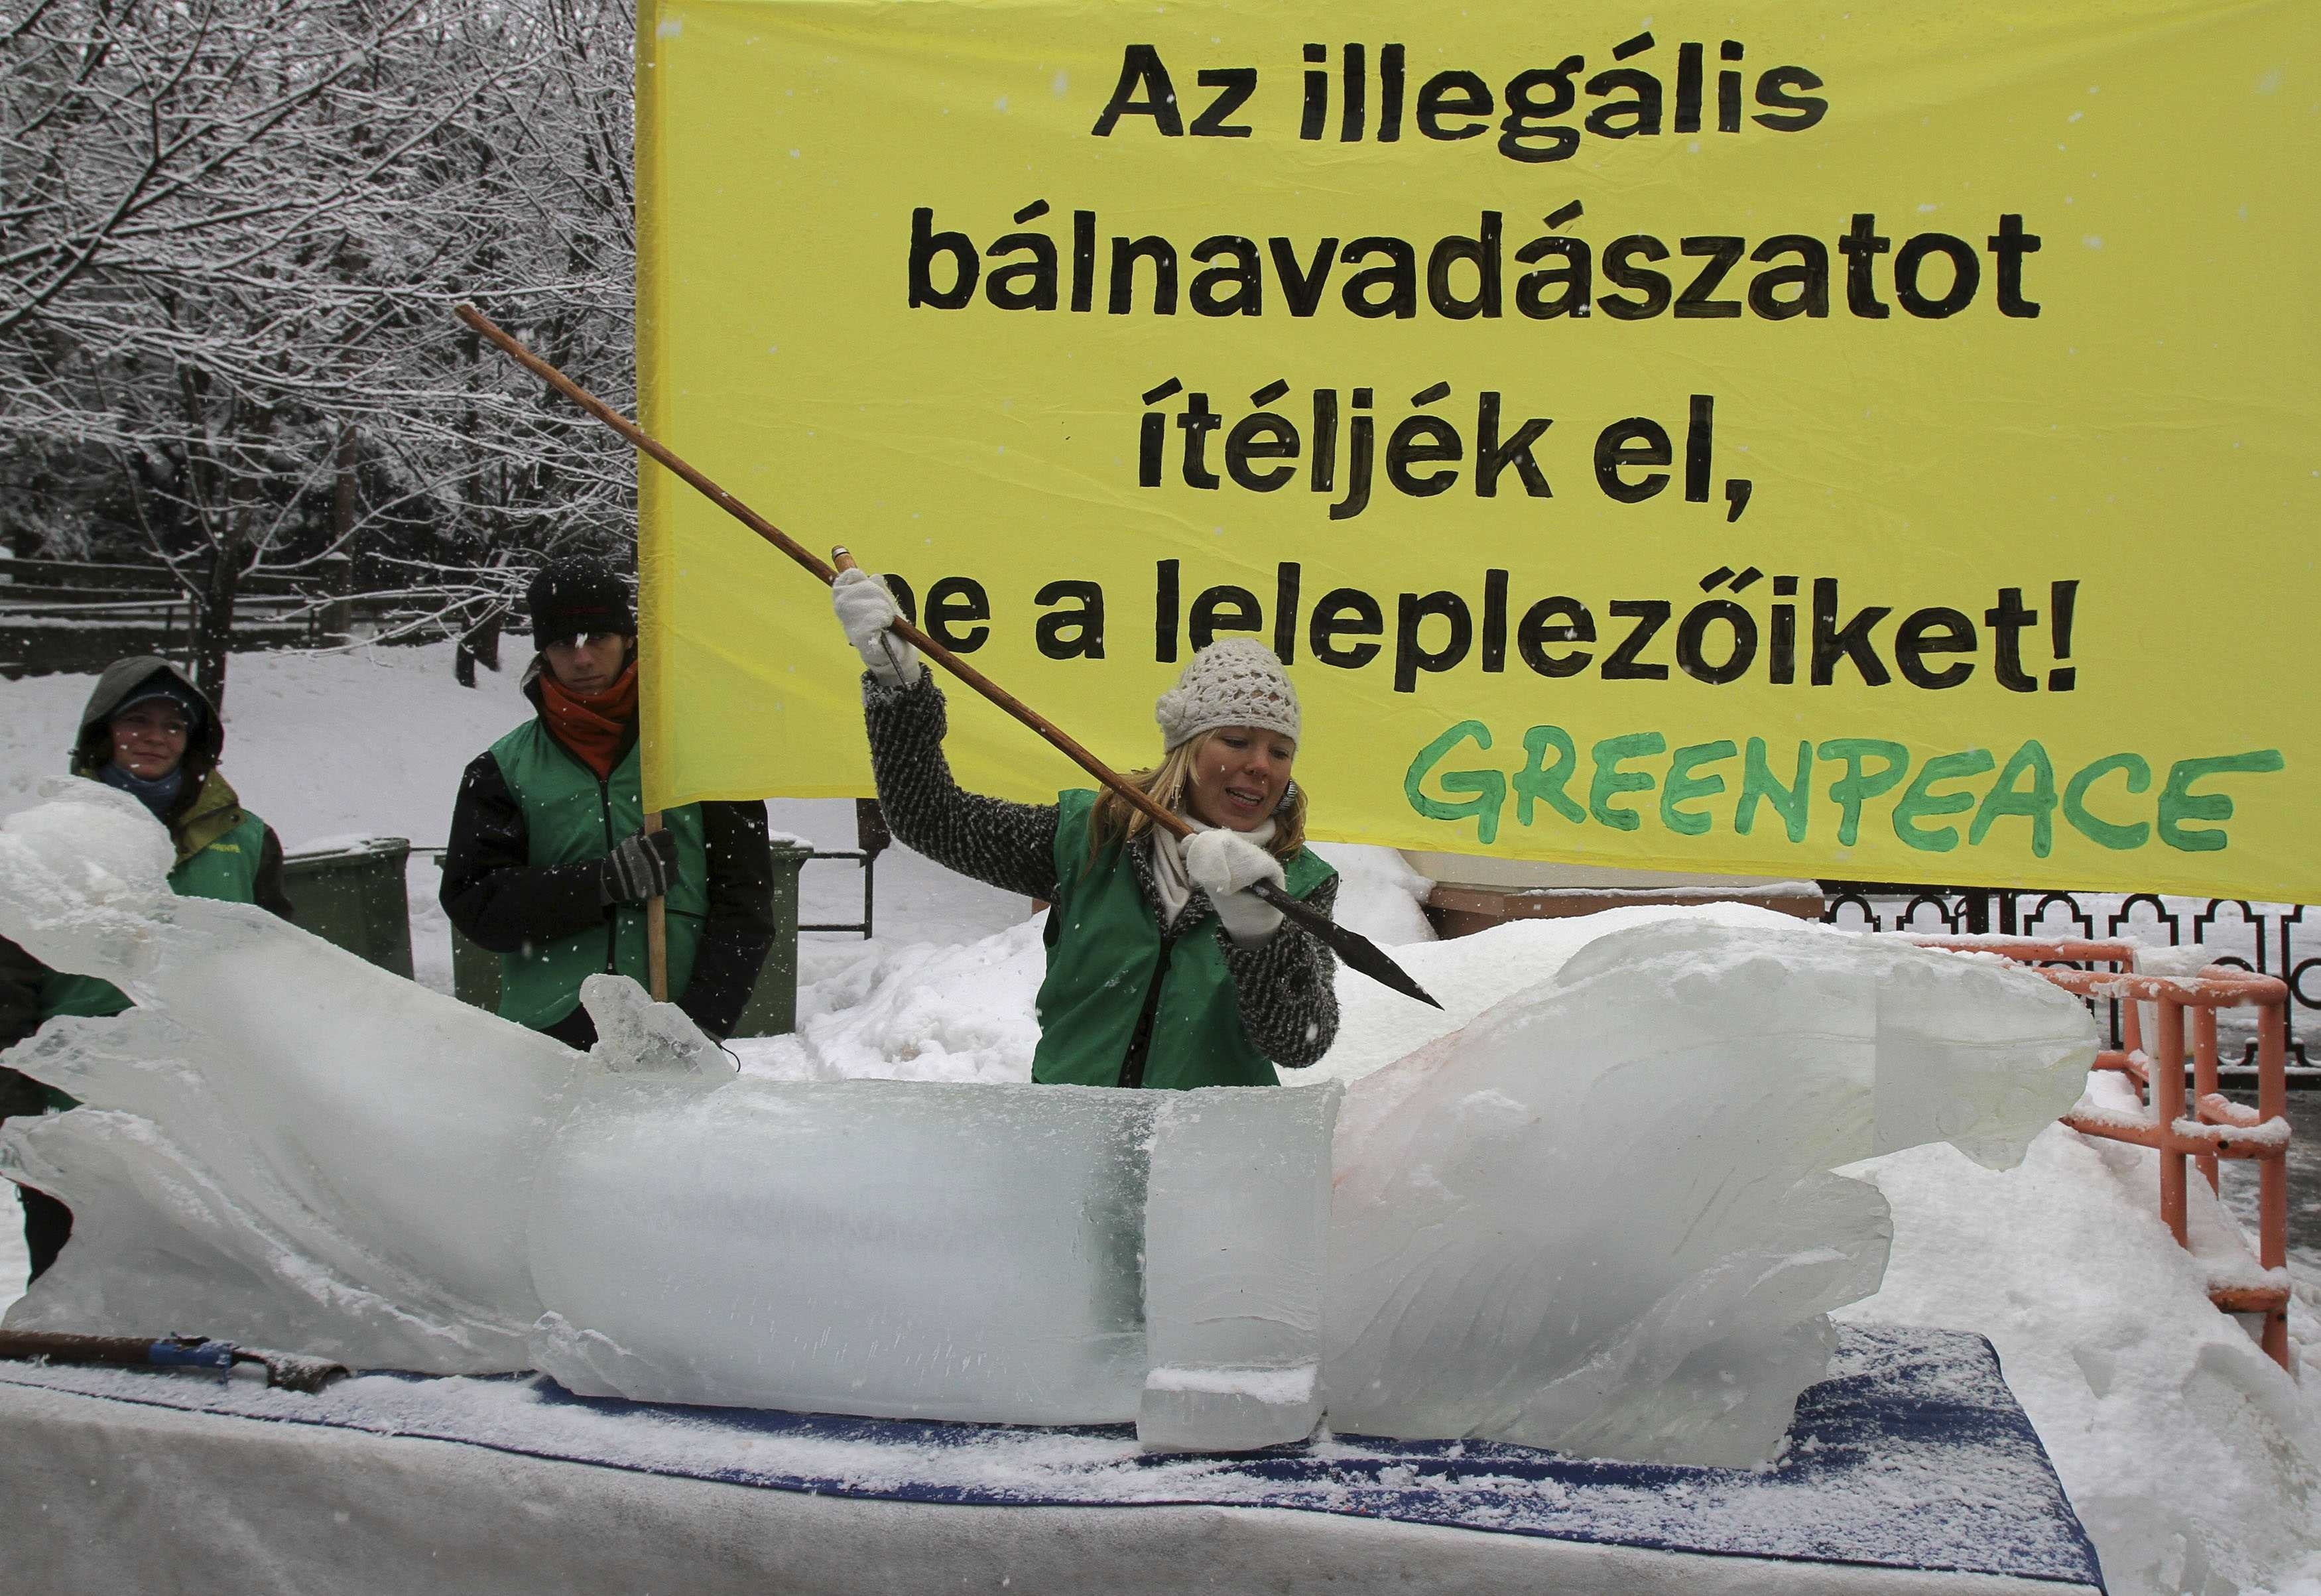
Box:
[0, 656, 293, 1280]
[832, 568, 1340, 1089]
[440, 558, 776, 1050]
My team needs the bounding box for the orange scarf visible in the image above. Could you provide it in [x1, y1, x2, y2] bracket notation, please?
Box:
[538, 661, 637, 779]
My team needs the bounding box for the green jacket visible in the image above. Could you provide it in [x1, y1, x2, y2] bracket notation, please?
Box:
[1033, 789, 1336, 1090]
[477, 719, 710, 1032]
[439, 660, 777, 1046]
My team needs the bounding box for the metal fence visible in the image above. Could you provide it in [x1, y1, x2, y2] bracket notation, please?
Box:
[0, 556, 509, 678]
[1821, 884, 2319, 1081]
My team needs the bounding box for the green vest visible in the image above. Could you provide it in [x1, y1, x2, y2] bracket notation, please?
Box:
[486, 719, 710, 1031]
[1032, 789, 1335, 1091]
[40, 799, 270, 1025]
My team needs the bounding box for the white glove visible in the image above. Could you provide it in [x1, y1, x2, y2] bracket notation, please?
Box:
[1184, 828, 1287, 946]
[832, 568, 922, 687]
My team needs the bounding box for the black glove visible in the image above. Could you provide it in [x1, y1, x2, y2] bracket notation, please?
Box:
[599, 828, 679, 906]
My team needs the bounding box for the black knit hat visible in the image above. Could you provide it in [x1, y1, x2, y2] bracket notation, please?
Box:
[529, 558, 635, 648]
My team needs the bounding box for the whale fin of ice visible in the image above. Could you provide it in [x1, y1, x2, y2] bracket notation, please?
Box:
[580, 973, 737, 1081]
[0, 784, 620, 1367]
[1, 778, 179, 1000]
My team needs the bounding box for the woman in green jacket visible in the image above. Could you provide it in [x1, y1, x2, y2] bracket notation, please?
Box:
[833, 572, 1340, 1089]
[0, 656, 292, 1280]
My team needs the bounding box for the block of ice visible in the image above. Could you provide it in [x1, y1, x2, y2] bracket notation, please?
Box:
[1324, 917, 2096, 1463]
[0, 789, 2095, 1463]
[529, 1077, 1154, 1424]
[1139, 1085, 1338, 1451]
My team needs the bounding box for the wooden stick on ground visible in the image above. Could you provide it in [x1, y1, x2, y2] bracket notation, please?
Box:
[453, 303, 1440, 1009]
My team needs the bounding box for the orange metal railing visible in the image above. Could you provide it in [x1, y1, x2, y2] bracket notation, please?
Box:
[1904, 936, 2292, 1373]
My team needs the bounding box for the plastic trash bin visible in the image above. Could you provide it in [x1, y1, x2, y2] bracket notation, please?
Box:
[449, 841, 808, 1038]
[731, 841, 810, 1038]
[281, 838, 415, 980]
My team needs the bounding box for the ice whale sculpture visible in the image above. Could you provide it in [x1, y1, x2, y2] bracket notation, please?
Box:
[0, 784, 2095, 1463]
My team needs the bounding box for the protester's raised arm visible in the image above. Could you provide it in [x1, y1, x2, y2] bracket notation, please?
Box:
[863, 674, 1062, 903]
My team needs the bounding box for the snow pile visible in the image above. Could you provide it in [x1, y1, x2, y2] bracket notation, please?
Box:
[1843, 1131, 2321, 1596]
[1306, 839, 1438, 949]
[745, 917, 1049, 1083]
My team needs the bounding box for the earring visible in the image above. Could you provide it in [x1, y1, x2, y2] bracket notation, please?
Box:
[1275, 779, 1297, 814]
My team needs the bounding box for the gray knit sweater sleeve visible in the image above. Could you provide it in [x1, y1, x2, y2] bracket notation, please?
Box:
[861, 672, 1062, 902]
[1218, 873, 1342, 1068]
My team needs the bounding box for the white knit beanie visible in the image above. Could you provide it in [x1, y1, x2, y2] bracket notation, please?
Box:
[1155, 638, 1301, 750]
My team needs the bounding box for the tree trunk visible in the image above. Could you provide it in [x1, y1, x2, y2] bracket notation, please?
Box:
[324, 422, 359, 643]
[333, 420, 359, 547]
[194, 524, 247, 715]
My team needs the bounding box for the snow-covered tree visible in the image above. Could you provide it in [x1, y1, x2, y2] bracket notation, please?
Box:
[0, 0, 639, 706]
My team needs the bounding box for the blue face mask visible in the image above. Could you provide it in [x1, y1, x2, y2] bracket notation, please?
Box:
[97, 761, 186, 820]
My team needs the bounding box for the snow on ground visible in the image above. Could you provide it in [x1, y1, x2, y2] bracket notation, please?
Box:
[2, 643, 2318, 1593]
[1839, 1131, 2321, 1596]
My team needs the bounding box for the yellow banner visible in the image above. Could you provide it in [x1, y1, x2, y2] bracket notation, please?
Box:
[638, 0, 2316, 900]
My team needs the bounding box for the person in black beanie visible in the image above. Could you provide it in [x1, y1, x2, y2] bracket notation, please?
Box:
[438, 556, 777, 1048]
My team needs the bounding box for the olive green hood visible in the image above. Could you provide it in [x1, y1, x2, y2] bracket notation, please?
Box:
[68, 656, 225, 783]
[67, 656, 239, 860]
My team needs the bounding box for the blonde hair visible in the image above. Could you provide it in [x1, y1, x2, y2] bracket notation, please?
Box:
[1088, 727, 1308, 863]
